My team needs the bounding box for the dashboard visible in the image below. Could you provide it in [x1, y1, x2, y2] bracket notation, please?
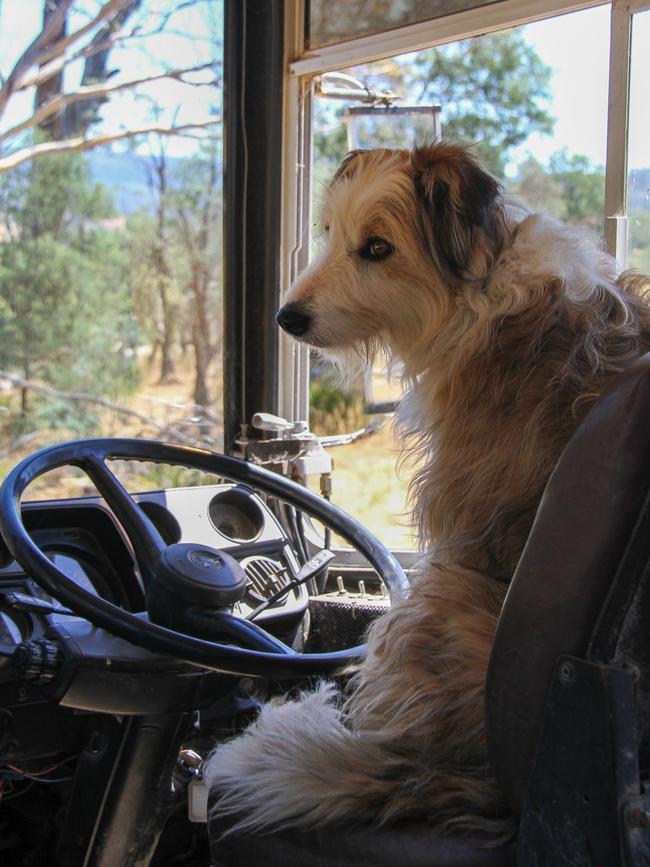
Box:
[0, 483, 307, 654]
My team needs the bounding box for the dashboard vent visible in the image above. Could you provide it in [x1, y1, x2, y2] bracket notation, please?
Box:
[241, 556, 290, 604]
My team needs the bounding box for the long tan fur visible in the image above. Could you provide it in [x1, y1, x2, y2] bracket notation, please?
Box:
[205, 143, 650, 840]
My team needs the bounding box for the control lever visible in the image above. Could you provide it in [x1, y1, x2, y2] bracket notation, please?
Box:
[246, 549, 335, 621]
[251, 412, 297, 433]
[4, 591, 74, 618]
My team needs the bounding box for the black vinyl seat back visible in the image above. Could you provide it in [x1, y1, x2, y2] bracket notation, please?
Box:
[486, 352, 650, 816]
[210, 355, 650, 867]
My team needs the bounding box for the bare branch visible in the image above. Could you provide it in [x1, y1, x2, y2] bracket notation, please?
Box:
[0, 0, 74, 122]
[0, 119, 222, 173]
[0, 431, 44, 460]
[17, 0, 214, 96]
[1, 62, 217, 143]
[35, 0, 133, 68]
[0, 371, 219, 447]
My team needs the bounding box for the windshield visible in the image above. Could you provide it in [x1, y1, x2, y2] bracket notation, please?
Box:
[0, 0, 224, 498]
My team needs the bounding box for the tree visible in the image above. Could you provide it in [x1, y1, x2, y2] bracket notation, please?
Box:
[548, 148, 605, 230]
[0, 0, 222, 172]
[0, 0, 224, 428]
[511, 155, 564, 217]
[127, 139, 222, 407]
[511, 150, 605, 231]
[313, 29, 554, 180]
[129, 144, 180, 385]
[412, 31, 554, 176]
[0, 153, 140, 432]
[172, 141, 222, 407]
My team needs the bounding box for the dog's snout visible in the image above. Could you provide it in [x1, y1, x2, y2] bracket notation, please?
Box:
[276, 303, 311, 337]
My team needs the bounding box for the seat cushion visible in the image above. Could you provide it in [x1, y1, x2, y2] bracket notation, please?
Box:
[208, 812, 517, 867]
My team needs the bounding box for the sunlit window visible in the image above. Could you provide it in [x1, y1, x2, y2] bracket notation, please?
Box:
[0, 0, 224, 497]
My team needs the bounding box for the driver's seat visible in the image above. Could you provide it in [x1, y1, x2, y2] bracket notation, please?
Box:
[208, 353, 650, 867]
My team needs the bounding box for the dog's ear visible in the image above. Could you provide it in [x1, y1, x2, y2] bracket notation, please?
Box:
[411, 144, 502, 281]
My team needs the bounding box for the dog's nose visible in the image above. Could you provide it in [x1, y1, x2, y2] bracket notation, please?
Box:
[276, 303, 311, 336]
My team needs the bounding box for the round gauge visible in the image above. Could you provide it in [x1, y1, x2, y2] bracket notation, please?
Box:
[208, 488, 265, 542]
[0, 608, 28, 645]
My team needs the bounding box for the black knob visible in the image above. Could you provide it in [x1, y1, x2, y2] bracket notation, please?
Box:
[12, 639, 62, 683]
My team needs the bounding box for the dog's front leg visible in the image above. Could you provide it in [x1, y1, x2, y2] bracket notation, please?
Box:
[205, 563, 513, 839]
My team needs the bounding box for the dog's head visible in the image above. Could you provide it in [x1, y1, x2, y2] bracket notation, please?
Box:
[276, 143, 504, 361]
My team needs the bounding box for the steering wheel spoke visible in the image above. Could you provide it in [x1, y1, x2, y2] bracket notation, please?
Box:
[209, 611, 296, 654]
[81, 454, 165, 587]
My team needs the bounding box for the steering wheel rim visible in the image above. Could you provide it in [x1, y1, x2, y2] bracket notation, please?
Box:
[0, 438, 409, 678]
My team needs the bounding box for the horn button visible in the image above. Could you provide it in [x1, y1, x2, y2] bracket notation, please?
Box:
[147, 542, 247, 632]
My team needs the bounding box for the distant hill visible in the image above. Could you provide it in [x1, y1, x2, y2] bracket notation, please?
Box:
[86, 150, 196, 214]
[86, 150, 153, 213]
[86, 148, 649, 216]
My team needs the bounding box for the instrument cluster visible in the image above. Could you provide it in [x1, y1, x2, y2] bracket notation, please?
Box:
[0, 484, 307, 652]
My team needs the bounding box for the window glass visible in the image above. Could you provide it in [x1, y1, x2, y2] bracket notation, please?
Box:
[310, 5, 610, 549]
[307, 0, 501, 49]
[0, 0, 224, 498]
[627, 8, 650, 271]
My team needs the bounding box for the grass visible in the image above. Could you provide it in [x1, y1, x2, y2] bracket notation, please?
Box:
[0, 357, 418, 550]
[325, 422, 417, 550]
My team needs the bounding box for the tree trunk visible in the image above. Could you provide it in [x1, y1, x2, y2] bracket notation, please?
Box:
[35, 0, 68, 140]
[62, 0, 143, 137]
[191, 144, 219, 406]
[151, 150, 178, 385]
[192, 261, 211, 407]
[158, 279, 177, 384]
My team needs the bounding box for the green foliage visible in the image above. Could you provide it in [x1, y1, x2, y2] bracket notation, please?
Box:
[309, 373, 367, 436]
[629, 209, 650, 273]
[413, 31, 554, 175]
[313, 30, 554, 181]
[510, 155, 565, 218]
[0, 153, 141, 434]
[126, 140, 223, 404]
[548, 149, 605, 230]
[511, 150, 606, 230]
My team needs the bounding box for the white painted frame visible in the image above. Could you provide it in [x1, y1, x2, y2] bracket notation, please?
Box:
[278, 0, 311, 424]
[604, 0, 650, 263]
[291, 0, 607, 76]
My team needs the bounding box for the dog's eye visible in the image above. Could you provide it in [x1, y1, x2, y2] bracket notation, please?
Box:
[323, 223, 330, 233]
[359, 236, 394, 261]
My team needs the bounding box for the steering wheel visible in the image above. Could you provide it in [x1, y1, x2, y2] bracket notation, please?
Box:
[0, 438, 408, 678]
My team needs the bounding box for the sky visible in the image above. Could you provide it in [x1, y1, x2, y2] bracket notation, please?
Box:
[518, 3, 648, 172]
[0, 1, 647, 169]
[0, 0, 220, 158]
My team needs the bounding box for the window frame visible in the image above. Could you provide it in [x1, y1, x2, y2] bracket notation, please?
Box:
[278, 0, 650, 557]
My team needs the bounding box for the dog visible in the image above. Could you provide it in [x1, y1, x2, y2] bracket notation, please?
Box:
[205, 143, 650, 840]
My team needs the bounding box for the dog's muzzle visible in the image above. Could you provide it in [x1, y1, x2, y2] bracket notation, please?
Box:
[276, 303, 311, 337]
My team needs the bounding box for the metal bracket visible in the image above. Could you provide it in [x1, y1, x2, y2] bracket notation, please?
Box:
[518, 656, 640, 866]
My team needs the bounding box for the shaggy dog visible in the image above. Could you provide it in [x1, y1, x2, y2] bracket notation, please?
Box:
[205, 143, 650, 840]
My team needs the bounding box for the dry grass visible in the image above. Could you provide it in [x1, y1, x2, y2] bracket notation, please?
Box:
[327, 421, 417, 550]
[0, 357, 417, 550]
